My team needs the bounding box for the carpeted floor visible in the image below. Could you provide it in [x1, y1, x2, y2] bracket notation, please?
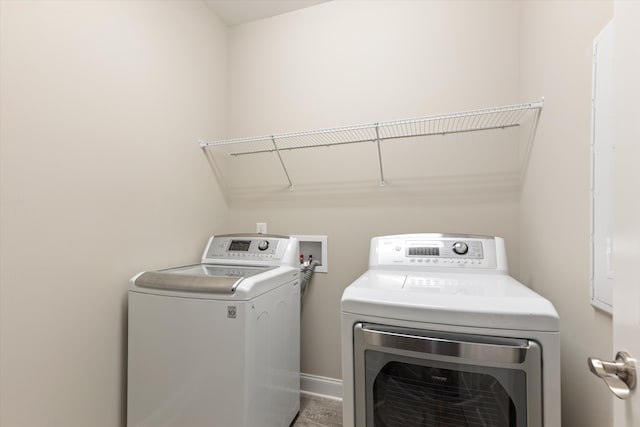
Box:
[291, 394, 343, 427]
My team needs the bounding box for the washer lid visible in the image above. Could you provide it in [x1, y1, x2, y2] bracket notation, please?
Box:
[341, 270, 559, 332]
[134, 264, 275, 294]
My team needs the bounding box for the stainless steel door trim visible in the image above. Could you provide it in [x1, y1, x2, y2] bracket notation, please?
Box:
[134, 271, 241, 293]
[360, 324, 529, 364]
[352, 322, 543, 427]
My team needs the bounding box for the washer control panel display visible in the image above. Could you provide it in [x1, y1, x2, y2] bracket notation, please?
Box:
[205, 236, 282, 261]
[228, 240, 252, 252]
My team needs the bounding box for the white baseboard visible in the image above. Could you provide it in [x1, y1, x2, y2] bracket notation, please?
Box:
[300, 373, 343, 401]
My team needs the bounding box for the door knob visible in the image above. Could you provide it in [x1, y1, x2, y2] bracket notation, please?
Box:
[588, 351, 636, 399]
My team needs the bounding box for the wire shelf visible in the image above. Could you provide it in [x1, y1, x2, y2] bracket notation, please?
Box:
[200, 98, 544, 189]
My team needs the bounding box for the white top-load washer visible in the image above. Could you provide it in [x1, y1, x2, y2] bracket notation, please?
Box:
[127, 234, 300, 427]
[341, 234, 560, 427]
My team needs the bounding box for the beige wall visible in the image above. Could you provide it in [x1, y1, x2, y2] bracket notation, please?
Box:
[0, 1, 618, 426]
[0, 1, 228, 426]
[225, 0, 522, 380]
[519, 1, 614, 426]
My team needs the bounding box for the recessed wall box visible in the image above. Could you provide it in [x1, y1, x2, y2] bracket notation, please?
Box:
[292, 235, 328, 273]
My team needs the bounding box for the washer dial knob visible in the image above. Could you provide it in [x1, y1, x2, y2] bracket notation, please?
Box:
[258, 240, 269, 251]
[452, 241, 469, 255]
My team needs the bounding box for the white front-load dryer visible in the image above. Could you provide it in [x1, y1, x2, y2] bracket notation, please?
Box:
[127, 234, 300, 427]
[341, 234, 560, 427]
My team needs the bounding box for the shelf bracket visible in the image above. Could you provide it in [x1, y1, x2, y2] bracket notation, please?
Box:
[375, 124, 385, 187]
[271, 137, 294, 190]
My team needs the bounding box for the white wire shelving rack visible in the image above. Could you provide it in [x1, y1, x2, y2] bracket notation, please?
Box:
[200, 98, 544, 190]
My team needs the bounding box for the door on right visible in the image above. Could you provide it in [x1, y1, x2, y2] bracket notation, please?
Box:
[611, 0, 640, 425]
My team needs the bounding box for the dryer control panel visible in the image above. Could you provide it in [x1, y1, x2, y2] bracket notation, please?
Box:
[370, 234, 508, 272]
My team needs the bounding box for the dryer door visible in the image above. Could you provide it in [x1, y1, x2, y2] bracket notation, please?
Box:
[353, 323, 542, 427]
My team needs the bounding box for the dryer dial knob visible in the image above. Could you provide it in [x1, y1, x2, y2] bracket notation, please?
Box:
[258, 240, 269, 251]
[452, 241, 469, 255]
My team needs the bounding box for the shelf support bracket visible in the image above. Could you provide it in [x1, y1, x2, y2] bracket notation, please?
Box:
[375, 124, 385, 187]
[271, 137, 294, 191]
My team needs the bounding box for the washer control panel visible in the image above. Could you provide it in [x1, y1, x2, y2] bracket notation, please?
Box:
[202, 234, 298, 266]
[371, 234, 506, 271]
